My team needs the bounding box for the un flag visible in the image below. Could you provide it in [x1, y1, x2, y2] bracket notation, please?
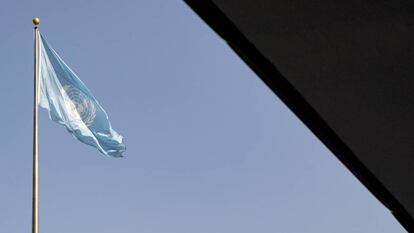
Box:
[38, 34, 126, 157]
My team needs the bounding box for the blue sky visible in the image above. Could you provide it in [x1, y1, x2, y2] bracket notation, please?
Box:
[0, 0, 407, 232]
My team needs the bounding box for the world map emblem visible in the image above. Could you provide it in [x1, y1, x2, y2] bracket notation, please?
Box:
[63, 85, 97, 127]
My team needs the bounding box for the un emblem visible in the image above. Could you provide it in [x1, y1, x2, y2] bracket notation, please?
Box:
[63, 85, 97, 127]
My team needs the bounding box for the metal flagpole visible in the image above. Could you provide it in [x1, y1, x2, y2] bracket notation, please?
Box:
[32, 17, 40, 233]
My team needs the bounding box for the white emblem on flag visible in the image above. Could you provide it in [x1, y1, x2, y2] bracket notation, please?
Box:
[63, 85, 97, 127]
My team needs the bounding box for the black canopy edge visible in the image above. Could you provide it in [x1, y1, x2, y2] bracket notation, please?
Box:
[184, 1, 414, 232]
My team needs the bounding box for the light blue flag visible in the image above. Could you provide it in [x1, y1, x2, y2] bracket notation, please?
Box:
[38, 33, 126, 157]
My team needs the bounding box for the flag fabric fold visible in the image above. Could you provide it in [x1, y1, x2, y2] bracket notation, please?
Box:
[38, 33, 126, 157]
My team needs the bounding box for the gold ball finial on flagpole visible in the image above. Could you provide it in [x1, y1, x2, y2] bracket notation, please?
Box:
[33, 17, 40, 25]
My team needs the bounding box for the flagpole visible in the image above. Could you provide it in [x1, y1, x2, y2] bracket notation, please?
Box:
[32, 17, 40, 233]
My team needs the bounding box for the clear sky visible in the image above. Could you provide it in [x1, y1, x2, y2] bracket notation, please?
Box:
[0, 0, 407, 232]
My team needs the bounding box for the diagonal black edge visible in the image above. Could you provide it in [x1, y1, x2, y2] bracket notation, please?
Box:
[184, 0, 414, 232]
